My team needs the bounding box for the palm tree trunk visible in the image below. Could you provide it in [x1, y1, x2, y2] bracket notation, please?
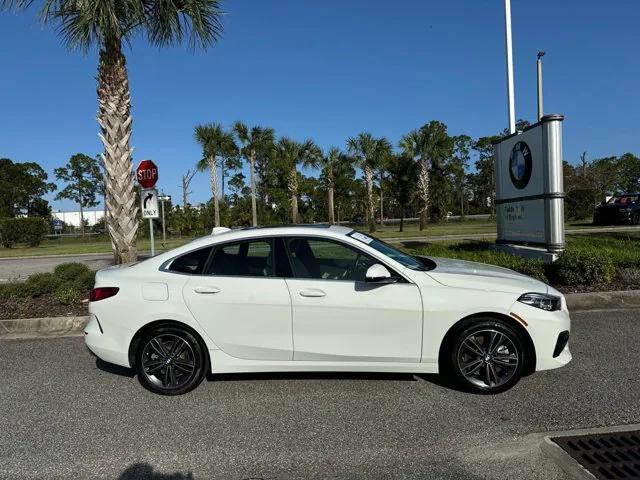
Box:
[379, 171, 384, 226]
[97, 38, 138, 264]
[328, 187, 335, 225]
[364, 165, 376, 233]
[289, 168, 299, 224]
[208, 155, 220, 228]
[417, 156, 429, 231]
[249, 151, 258, 227]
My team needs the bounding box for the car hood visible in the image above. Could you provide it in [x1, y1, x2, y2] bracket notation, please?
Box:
[421, 256, 549, 294]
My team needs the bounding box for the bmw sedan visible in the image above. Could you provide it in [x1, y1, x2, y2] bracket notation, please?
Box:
[85, 225, 571, 395]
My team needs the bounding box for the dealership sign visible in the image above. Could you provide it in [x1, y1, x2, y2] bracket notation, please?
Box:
[493, 114, 565, 252]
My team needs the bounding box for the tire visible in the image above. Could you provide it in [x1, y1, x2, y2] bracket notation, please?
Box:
[632, 213, 640, 226]
[135, 325, 208, 395]
[446, 319, 526, 394]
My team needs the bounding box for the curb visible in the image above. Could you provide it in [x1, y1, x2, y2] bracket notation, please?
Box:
[1, 290, 639, 339]
[539, 423, 640, 480]
[0, 316, 89, 339]
[564, 289, 640, 312]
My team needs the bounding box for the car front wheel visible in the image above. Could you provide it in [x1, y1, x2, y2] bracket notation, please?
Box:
[448, 319, 526, 394]
[135, 325, 208, 395]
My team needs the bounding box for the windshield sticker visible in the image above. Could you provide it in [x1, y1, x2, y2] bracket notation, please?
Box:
[350, 232, 373, 244]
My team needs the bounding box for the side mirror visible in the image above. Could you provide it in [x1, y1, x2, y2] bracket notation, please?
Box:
[365, 264, 396, 284]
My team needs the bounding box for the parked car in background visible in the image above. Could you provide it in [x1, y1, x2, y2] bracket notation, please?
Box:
[85, 225, 571, 396]
[593, 194, 640, 225]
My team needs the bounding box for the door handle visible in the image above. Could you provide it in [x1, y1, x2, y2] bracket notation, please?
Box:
[193, 286, 221, 294]
[299, 288, 326, 298]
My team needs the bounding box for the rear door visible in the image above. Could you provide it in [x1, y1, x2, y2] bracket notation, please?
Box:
[281, 236, 423, 363]
[181, 238, 293, 361]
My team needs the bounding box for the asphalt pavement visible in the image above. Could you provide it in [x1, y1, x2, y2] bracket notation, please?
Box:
[1, 308, 639, 479]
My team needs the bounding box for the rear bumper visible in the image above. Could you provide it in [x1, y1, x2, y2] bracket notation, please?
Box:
[84, 314, 131, 368]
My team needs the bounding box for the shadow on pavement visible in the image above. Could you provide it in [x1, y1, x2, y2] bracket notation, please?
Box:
[118, 463, 193, 480]
[96, 358, 135, 378]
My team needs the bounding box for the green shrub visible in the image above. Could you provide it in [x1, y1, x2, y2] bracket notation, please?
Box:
[72, 270, 95, 291]
[53, 262, 90, 282]
[0, 217, 48, 248]
[553, 249, 615, 286]
[54, 283, 81, 305]
[565, 188, 597, 221]
[25, 272, 61, 297]
[0, 282, 25, 300]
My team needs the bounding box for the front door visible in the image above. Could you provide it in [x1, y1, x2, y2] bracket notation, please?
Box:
[282, 237, 422, 362]
[182, 238, 293, 361]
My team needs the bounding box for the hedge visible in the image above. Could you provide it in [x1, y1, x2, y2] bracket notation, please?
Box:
[0, 217, 48, 248]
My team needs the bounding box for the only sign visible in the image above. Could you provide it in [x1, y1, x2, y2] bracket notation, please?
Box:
[136, 159, 158, 189]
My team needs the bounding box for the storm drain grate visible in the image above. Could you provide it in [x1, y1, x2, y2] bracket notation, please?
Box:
[552, 430, 640, 479]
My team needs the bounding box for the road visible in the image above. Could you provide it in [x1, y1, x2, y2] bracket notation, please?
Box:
[1, 225, 638, 280]
[1, 308, 639, 479]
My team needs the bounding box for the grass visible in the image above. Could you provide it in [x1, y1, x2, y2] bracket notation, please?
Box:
[0, 218, 634, 258]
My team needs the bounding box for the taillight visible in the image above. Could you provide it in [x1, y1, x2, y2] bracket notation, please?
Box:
[89, 287, 119, 302]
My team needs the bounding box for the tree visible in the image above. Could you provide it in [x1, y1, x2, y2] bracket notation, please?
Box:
[181, 169, 197, 208]
[4, 0, 224, 263]
[233, 122, 275, 226]
[472, 135, 500, 217]
[318, 147, 345, 224]
[274, 138, 321, 223]
[0, 158, 56, 217]
[386, 155, 417, 232]
[347, 133, 391, 233]
[54, 153, 102, 235]
[194, 123, 237, 228]
[450, 135, 472, 218]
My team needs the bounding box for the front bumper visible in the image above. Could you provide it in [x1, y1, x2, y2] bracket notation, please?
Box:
[84, 313, 131, 368]
[510, 301, 572, 371]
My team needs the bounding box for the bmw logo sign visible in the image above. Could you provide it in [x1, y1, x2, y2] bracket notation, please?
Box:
[509, 141, 532, 189]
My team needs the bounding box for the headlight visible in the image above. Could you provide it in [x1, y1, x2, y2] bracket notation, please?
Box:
[517, 292, 561, 311]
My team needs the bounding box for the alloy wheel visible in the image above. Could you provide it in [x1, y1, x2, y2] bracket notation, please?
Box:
[141, 334, 196, 390]
[456, 329, 519, 389]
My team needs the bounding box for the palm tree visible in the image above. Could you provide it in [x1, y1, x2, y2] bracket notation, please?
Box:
[346, 133, 391, 233]
[274, 138, 321, 223]
[233, 122, 275, 227]
[399, 129, 428, 230]
[386, 155, 418, 232]
[3, 1, 224, 263]
[319, 147, 343, 224]
[194, 123, 237, 228]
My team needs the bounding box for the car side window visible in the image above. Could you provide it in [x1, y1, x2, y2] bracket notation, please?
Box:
[285, 237, 376, 281]
[206, 240, 274, 277]
[168, 247, 213, 274]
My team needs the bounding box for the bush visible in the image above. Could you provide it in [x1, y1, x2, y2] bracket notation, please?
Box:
[53, 262, 90, 282]
[25, 272, 61, 297]
[0, 282, 25, 301]
[0, 217, 48, 248]
[617, 267, 640, 287]
[54, 283, 81, 305]
[565, 188, 597, 221]
[72, 270, 95, 291]
[553, 249, 615, 286]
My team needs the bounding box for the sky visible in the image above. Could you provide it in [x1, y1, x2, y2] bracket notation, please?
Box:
[1, 0, 638, 211]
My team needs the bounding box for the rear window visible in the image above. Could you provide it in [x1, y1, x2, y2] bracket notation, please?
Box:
[168, 247, 213, 274]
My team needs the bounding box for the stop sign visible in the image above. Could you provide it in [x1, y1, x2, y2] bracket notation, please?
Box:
[136, 159, 158, 189]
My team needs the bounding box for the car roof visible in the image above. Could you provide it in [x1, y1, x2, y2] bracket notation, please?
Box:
[185, 224, 355, 249]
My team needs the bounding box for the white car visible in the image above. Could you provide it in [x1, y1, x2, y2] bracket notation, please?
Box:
[85, 225, 571, 395]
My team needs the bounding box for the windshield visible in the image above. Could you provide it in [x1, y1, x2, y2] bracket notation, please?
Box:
[607, 195, 639, 204]
[347, 231, 431, 271]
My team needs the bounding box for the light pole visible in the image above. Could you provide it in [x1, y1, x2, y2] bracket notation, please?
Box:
[158, 194, 171, 249]
[537, 51, 545, 121]
[503, 0, 516, 134]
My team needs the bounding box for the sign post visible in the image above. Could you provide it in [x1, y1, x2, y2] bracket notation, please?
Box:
[136, 160, 159, 256]
[158, 194, 171, 249]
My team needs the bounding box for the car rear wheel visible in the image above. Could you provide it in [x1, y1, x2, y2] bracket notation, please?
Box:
[632, 213, 640, 225]
[135, 325, 208, 395]
[447, 319, 526, 394]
